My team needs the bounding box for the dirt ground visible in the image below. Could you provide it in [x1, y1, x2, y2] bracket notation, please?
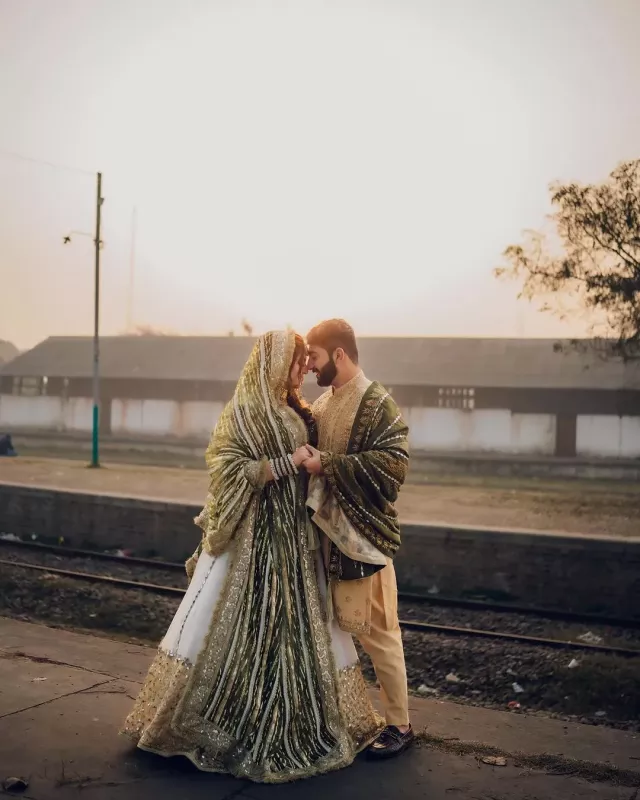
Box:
[1, 456, 639, 538]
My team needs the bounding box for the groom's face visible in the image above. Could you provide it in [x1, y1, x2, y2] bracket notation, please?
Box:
[307, 345, 338, 387]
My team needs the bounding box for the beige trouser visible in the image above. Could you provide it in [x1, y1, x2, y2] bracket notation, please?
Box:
[356, 562, 409, 727]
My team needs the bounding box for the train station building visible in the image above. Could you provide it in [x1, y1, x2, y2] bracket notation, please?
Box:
[1, 335, 639, 459]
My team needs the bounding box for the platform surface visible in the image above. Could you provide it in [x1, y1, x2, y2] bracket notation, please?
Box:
[0, 616, 638, 799]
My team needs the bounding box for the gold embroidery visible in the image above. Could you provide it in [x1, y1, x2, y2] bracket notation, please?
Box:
[122, 649, 384, 778]
[121, 649, 194, 756]
[171, 502, 357, 782]
[313, 372, 372, 454]
[185, 555, 198, 581]
[124, 503, 361, 782]
[336, 665, 385, 751]
[337, 619, 371, 634]
[333, 575, 374, 633]
[244, 457, 271, 489]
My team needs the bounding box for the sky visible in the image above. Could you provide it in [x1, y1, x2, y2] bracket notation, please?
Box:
[1, 0, 639, 350]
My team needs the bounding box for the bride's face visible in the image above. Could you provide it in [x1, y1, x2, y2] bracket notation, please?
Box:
[288, 352, 308, 391]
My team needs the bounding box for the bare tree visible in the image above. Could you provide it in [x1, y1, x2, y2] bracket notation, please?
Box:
[496, 159, 640, 360]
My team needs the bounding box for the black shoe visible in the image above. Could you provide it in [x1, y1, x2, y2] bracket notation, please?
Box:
[366, 725, 414, 760]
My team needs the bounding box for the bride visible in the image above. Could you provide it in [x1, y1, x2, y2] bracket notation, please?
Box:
[122, 330, 383, 783]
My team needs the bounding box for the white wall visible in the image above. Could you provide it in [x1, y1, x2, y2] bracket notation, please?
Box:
[62, 398, 93, 431]
[403, 407, 556, 455]
[110, 399, 224, 438]
[111, 399, 174, 436]
[3, 391, 640, 458]
[0, 395, 95, 432]
[0, 395, 64, 429]
[177, 401, 225, 438]
[0, 395, 225, 439]
[577, 415, 640, 458]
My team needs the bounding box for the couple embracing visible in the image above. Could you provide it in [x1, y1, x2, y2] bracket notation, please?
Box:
[123, 319, 413, 783]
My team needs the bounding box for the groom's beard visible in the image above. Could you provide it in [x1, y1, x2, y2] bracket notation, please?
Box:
[315, 357, 337, 387]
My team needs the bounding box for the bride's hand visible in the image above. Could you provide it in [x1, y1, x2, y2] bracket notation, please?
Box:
[301, 446, 324, 475]
[292, 445, 313, 467]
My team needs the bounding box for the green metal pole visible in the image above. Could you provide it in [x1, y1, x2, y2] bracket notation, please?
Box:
[90, 172, 103, 468]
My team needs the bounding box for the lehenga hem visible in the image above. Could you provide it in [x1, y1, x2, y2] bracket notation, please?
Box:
[121, 735, 360, 784]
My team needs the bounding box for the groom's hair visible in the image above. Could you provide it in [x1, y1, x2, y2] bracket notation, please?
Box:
[307, 319, 359, 364]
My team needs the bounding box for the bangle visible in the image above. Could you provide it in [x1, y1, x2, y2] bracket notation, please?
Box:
[269, 455, 298, 480]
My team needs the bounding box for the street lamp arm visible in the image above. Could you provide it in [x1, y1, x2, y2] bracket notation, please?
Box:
[63, 230, 104, 247]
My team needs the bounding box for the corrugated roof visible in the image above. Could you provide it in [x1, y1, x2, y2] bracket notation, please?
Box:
[2, 335, 639, 390]
[0, 336, 255, 383]
[0, 341, 19, 367]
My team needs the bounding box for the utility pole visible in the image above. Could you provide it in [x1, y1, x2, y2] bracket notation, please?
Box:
[91, 172, 103, 468]
[126, 206, 137, 332]
[6, 150, 107, 468]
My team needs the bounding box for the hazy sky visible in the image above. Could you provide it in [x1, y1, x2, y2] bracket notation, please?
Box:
[1, 0, 639, 349]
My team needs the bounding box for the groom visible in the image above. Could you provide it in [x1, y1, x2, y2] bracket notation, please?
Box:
[301, 319, 413, 760]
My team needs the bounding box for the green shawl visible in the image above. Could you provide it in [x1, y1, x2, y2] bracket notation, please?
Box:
[188, 330, 302, 572]
[319, 381, 409, 559]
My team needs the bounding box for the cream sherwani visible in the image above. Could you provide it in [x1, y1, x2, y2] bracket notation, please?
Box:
[309, 372, 410, 726]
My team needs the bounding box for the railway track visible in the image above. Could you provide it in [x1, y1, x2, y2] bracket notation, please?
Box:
[0, 538, 185, 571]
[3, 537, 638, 629]
[2, 540, 639, 658]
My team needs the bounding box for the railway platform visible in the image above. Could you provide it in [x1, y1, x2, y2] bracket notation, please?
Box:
[1, 617, 638, 799]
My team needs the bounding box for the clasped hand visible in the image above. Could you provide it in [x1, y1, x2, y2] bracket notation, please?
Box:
[292, 445, 324, 475]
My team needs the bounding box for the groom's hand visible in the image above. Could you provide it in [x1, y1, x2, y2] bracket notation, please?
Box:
[302, 446, 324, 475]
[292, 445, 313, 467]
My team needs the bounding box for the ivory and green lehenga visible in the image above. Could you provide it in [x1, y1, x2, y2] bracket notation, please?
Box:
[122, 331, 383, 783]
